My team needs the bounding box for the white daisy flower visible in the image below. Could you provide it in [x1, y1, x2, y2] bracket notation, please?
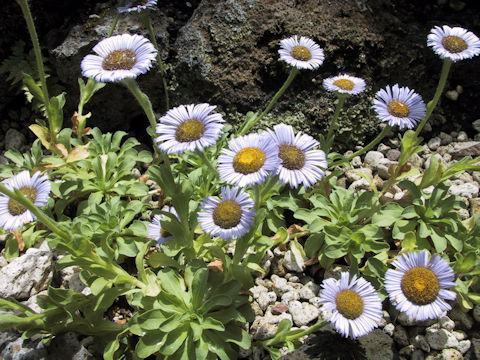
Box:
[372, 84, 426, 129]
[155, 103, 224, 154]
[0, 171, 51, 231]
[427, 25, 480, 62]
[385, 250, 457, 321]
[266, 124, 327, 188]
[323, 74, 366, 95]
[198, 186, 255, 241]
[217, 133, 281, 187]
[148, 207, 178, 244]
[118, 0, 157, 13]
[81, 34, 157, 83]
[278, 35, 325, 70]
[319, 272, 383, 339]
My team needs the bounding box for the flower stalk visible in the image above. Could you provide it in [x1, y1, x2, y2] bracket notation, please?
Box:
[414, 59, 452, 138]
[239, 67, 299, 135]
[122, 78, 157, 129]
[324, 93, 347, 153]
[143, 11, 170, 109]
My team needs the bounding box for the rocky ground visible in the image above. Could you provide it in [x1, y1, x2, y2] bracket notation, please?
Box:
[1, 121, 480, 359]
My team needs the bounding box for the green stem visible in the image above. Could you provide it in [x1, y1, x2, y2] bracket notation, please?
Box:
[285, 320, 328, 341]
[108, 13, 120, 37]
[122, 78, 157, 129]
[0, 183, 69, 241]
[325, 93, 347, 153]
[197, 150, 217, 175]
[17, 0, 49, 106]
[254, 184, 261, 209]
[239, 67, 299, 136]
[414, 59, 452, 138]
[143, 12, 170, 109]
[329, 125, 391, 169]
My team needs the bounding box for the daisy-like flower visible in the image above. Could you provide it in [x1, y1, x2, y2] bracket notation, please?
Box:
[385, 250, 457, 321]
[155, 104, 224, 154]
[323, 74, 366, 95]
[319, 272, 383, 339]
[147, 207, 178, 244]
[118, 0, 157, 13]
[198, 186, 255, 241]
[427, 25, 480, 62]
[266, 124, 327, 188]
[372, 84, 426, 129]
[217, 133, 281, 187]
[278, 35, 325, 70]
[0, 171, 51, 231]
[81, 34, 157, 83]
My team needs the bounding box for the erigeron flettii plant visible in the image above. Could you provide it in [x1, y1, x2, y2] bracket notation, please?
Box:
[1, 1, 480, 359]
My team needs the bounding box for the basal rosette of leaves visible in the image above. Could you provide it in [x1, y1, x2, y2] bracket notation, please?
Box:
[129, 263, 254, 359]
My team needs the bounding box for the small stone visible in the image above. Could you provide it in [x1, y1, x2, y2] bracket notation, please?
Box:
[394, 325, 410, 347]
[251, 301, 263, 316]
[299, 281, 320, 300]
[450, 141, 480, 157]
[271, 275, 293, 295]
[399, 345, 416, 357]
[257, 291, 277, 311]
[457, 131, 468, 142]
[281, 290, 300, 304]
[440, 348, 463, 360]
[428, 137, 442, 151]
[472, 119, 480, 133]
[283, 250, 305, 273]
[5, 129, 26, 150]
[412, 335, 431, 352]
[348, 178, 371, 191]
[411, 349, 425, 360]
[0, 248, 53, 299]
[250, 285, 268, 299]
[439, 316, 456, 331]
[251, 316, 284, 340]
[377, 143, 391, 154]
[345, 168, 373, 182]
[271, 303, 289, 315]
[410, 153, 424, 169]
[351, 156, 362, 168]
[308, 297, 322, 308]
[364, 151, 385, 169]
[449, 183, 479, 199]
[452, 331, 467, 341]
[457, 339, 471, 354]
[445, 90, 459, 101]
[288, 300, 319, 326]
[383, 323, 395, 336]
[439, 132, 453, 145]
[386, 149, 401, 161]
[473, 305, 480, 322]
[426, 327, 459, 350]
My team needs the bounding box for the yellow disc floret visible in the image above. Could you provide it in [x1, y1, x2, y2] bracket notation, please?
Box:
[175, 119, 206, 142]
[291, 46, 312, 61]
[401, 267, 440, 305]
[233, 147, 266, 174]
[102, 49, 137, 71]
[213, 200, 242, 229]
[387, 100, 410, 118]
[8, 186, 37, 216]
[335, 289, 364, 320]
[441, 36, 468, 53]
[333, 79, 355, 91]
[278, 144, 306, 170]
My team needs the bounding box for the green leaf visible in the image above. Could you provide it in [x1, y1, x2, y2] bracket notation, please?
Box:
[401, 231, 417, 252]
[148, 252, 181, 269]
[372, 203, 403, 227]
[157, 268, 189, 304]
[135, 330, 166, 359]
[22, 73, 44, 103]
[5, 235, 19, 260]
[159, 326, 189, 356]
[191, 268, 208, 309]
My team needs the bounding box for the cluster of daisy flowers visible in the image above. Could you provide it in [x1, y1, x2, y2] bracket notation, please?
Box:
[318, 251, 457, 339]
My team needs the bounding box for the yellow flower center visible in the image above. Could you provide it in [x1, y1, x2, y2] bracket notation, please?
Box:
[291, 46, 312, 61]
[335, 289, 364, 320]
[401, 267, 440, 305]
[233, 147, 266, 174]
[213, 200, 242, 229]
[278, 144, 305, 170]
[387, 100, 410, 118]
[175, 119, 206, 143]
[8, 186, 38, 216]
[102, 49, 137, 71]
[333, 79, 355, 91]
[441, 36, 468, 53]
